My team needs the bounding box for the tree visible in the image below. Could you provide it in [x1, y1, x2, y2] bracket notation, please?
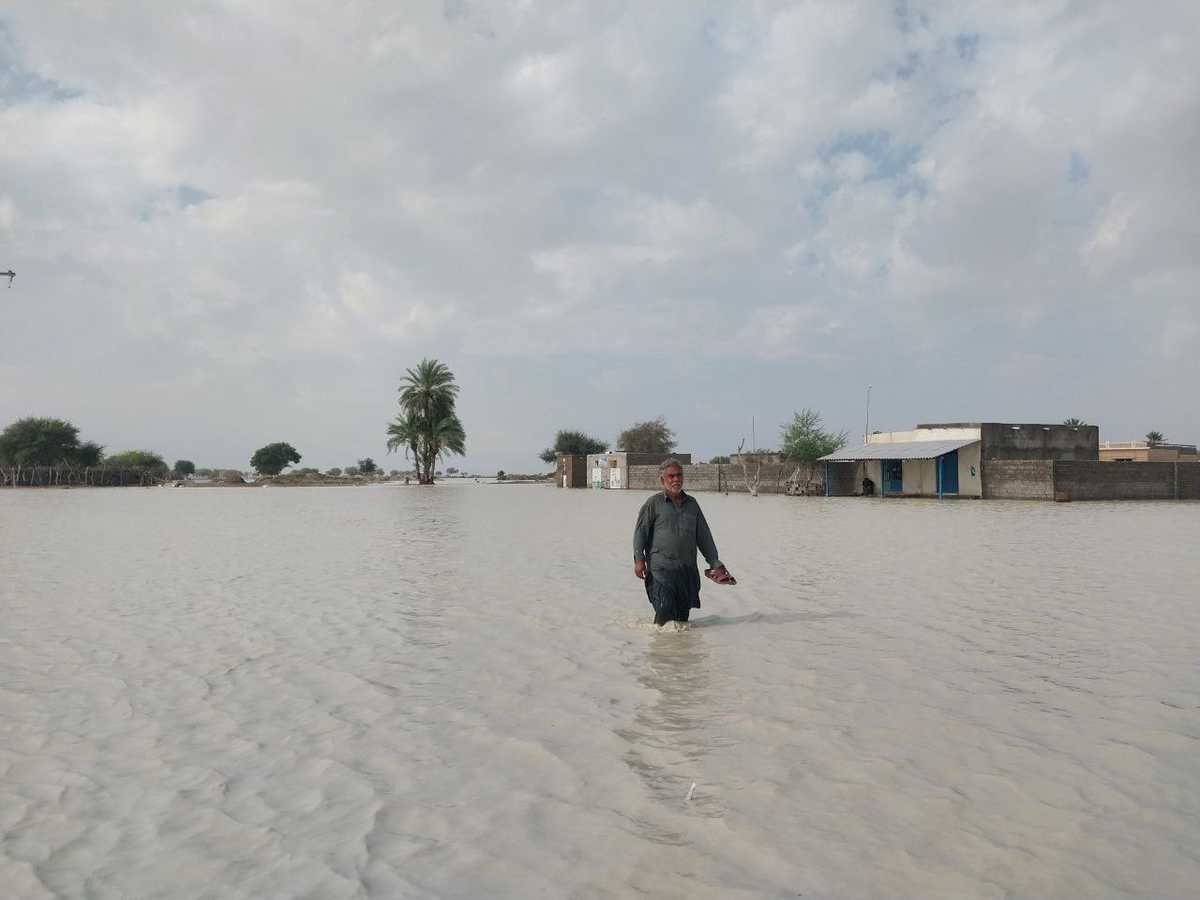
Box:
[250, 442, 301, 476]
[1146, 431, 1166, 447]
[358, 457, 378, 475]
[616, 416, 675, 454]
[326, 467, 343, 476]
[496, 470, 506, 480]
[345, 466, 360, 476]
[446, 467, 458, 475]
[539, 429, 607, 464]
[709, 455, 731, 464]
[1062, 418, 1087, 426]
[174, 460, 196, 477]
[75, 441, 104, 467]
[106, 450, 170, 476]
[781, 409, 847, 494]
[0, 417, 88, 466]
[387, 359, 466, 484]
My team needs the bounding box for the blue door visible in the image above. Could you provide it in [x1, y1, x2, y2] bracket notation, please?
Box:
[939, 451, 959, 494]
[883, 459, 903, 494]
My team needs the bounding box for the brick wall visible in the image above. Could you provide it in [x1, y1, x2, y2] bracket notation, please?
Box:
[627, 462, 805, 494]
[1178, 462, 1200, 499]
[827, 462, 859, 496]
[1053, 461, 1176, 500]
[983, 460, 1054, 499]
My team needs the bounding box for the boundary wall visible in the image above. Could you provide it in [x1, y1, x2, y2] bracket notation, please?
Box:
[985, 460, 1200, 500]
[627, 462, 800, 494]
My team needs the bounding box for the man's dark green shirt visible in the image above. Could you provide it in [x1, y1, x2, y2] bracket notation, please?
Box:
[633, 491, 722, 574]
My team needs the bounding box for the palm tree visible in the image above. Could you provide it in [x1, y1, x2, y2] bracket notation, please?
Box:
[386, 411, 422, 468]
[1145, 430, 1166, 447]
[1062, 417, 1087, 426]
[387, 359, 466, 483]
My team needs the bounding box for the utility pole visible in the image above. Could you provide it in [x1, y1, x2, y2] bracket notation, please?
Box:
[864, 385, 872, 441]
[1, 269, 13, 288]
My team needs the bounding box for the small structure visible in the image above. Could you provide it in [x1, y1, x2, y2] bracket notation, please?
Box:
[1099, 441, 1198, 462]
[820, 422, 1099, 499]
[554, 453, 587, 488]
[584, 451, 692, 489]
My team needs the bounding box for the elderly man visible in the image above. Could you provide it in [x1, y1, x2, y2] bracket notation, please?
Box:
[633, 458, 733, 626]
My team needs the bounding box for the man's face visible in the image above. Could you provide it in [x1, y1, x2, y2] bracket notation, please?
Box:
[660, 466, 684, 498]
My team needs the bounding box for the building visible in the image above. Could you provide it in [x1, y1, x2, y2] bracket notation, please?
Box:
[584, 451, 692, 489]
[1099, 441, 1198, 463]
[554, 454, 588, 488]
[819, 422, 1099, 498]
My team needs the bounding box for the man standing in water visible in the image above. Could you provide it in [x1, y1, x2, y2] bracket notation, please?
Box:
[633, 458, 733, 626]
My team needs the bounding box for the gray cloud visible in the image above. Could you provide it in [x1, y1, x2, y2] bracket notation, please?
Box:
[1, 1, 1197, 471]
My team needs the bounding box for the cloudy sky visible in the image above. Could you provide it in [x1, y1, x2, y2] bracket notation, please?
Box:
[1, 1, 1197, 472]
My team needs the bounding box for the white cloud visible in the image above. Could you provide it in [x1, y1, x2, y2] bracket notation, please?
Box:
[0, 0, 1197, 468]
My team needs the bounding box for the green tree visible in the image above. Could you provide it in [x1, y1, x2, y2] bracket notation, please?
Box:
[0, 417, 86, 466]
[345, 465, 360, 476]
[387, 359, 466, 484]
[1146, 430, 1166, 446]
[106, 450, 170, 476]
[616, 416, 675, 454]
[1062, 417, 1087, 426]
[174, 459, 196, 476]
[539, 429, 607, 464]
[250, 442, 301, 476]
[326, 467, 343, 476]
[709, 455, 731, 464]
[496, 469, 506, 481]
[76, 441, 104, 467]
[358, 457, 378, 475]
[780, 409, 847, 493]
[781, 409, 847, 462]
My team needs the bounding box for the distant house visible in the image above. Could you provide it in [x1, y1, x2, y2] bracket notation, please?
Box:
[584, 451, 692, 489]
[1099, 441, 1198, 462]
[820, 422, 1098, 498]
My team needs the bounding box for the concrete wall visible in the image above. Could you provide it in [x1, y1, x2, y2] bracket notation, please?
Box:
[980, 423, 1099, 461]
[1054, 461, 1176, 500]
[1178, 462, 1200, 499]
[827, 461, 860, 496]
[869, 426, 980, 444]
[982, 460, 1200, 500]
[957, 442, 982, 496]
[983, 460, 1055, 499]
[628, 462, 799, 494]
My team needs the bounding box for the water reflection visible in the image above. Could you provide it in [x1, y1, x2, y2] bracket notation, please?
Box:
[617, 629, 724, 837]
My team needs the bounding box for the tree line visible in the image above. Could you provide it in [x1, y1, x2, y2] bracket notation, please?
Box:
[539, 409, 846, 466]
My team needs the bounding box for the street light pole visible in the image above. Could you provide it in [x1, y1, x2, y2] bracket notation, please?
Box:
[1, 269, 13, 288]
[864, 384, 872, 441]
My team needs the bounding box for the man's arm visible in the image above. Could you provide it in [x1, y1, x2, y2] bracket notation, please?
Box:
[633, 498, 654, 577]
[696, 506, 722, 570]
[633, 501, 652, 564]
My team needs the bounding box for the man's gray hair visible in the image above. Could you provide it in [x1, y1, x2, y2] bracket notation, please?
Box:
[659, 457, 684, 473]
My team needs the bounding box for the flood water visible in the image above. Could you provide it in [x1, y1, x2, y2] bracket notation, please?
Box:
[2, 483, 1198, 899]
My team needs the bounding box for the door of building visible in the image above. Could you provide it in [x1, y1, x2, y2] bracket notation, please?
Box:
[882, 459, 903, 494]
[939, 451, 959, 494]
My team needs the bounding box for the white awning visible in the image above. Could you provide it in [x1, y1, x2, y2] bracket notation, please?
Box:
[819, 438, 979, 462]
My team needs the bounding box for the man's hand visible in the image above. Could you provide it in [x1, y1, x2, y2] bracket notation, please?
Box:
[634, 559, 646, 579]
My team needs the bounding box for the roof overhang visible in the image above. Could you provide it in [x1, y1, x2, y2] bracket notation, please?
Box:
[819, 438, 979, 462]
